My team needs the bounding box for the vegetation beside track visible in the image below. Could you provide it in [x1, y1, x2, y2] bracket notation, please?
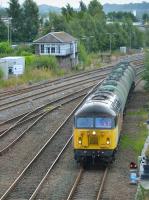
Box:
[143, 51, 149, 90]
[0, 43, 102, 89]
[120, 109, 148, 156]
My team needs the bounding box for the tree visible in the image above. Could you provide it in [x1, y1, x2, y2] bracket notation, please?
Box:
[43, 13, 69, 34]
[142, 13, 149, 24]
[88, 0, 105, 19]
[22, 0, 39, 42]
[62, 4, 75, 21]
[107, 11, 137, 22]
[80, 1, 87, 12]
[7, 0, 22, 42]
[0, 8, 7, 17]
[0, 17, 7, 42]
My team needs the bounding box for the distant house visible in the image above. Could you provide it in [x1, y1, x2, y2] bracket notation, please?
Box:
[33, 31, 78, 68]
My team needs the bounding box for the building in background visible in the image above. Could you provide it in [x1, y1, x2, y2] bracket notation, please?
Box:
[33, 31, 78, 68]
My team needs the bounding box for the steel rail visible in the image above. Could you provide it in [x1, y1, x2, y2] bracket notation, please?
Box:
[0, 65, 114, 99]
[0, 71, 109, 111]
[0, 58, 143, 101]
[0, 57, 144, 199]
[0, 92, 87, 155]
[29, 136, 75, 200]
[96, 167, 109, 200]
[0, 66, 144, 138]
[0, 63, 144, 112]
[66, 168, 84, 200]
[66, 167, 108, 200]
[0, 66, 144, 139]
[0, 80, 103, 200]
[0, 81, 97, 139]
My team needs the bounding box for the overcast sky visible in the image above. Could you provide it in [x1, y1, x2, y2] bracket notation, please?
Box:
[1, 0, 149, 8]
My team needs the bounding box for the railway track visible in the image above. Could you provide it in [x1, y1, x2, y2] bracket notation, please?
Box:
[0, 65, 116, 136]
[0, 76, 99, 135]
[0, 80, 103, 200]
[0, 69, 113, 112]
[0, 64, 115, 100]
[0, 66, 144, 155]
[0, 57, 144, 105]
[66, 167, 108, 200]
[1, 52, 142, 99]
[0, 86, 92, 155]
[0, 63, 144, 122]
[0, 70, 143, 199]
[0, 55, 145, 199]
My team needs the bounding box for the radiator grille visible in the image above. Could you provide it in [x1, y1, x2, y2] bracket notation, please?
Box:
[89, 135, 98, 145]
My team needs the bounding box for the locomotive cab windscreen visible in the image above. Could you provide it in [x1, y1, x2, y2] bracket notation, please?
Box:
[75, 116, 116, 129]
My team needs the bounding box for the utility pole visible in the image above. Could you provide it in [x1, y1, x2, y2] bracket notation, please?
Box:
[106, 33, 116, 54]
[2, 17, 12, 44]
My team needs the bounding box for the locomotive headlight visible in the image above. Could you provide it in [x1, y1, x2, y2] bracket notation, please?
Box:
[106, 138, 110, 145]
[92, 131, 96, 135]
[78, 137, 82, 144]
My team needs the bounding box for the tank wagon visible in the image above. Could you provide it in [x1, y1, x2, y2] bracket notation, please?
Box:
[73, 62, 136, 164]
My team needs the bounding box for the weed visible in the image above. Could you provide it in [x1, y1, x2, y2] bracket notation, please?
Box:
[120, 109, 148, 157]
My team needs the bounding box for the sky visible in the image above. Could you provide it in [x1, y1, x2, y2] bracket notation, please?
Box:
[1, 0, 149, 8]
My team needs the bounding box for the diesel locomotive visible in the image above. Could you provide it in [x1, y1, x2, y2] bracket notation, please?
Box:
[73, 62, 136, 164]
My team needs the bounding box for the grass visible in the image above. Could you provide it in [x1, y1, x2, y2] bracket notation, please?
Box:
[120, 109, 148, 156]
[127, 109, 148, 116]
[0, 68, 67, 88]
[121, 128, 148, 155]
[0, 52, 103, 89]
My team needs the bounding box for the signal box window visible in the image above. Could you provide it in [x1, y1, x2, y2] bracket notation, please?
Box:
[51, 47, 55, 53]
[41, 45, 44, 53]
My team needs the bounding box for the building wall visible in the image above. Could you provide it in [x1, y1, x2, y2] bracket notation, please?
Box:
[35, 45, 40, 55]
[0, 61, 8, 80]
[57, 54, 78, 68]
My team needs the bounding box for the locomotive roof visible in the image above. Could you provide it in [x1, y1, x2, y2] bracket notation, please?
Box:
[75, 101, 116, 117]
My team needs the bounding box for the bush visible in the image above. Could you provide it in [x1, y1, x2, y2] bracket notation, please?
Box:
[78, 43, 88, 64]
[15, 44, 34, 56]
[25, 55, 59, 72]
[0, 68, 3, 79]
[0, 42, 13, 54]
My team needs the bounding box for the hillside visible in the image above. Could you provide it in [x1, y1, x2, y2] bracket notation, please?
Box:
[103, 2, 149, 17]
[38, 2, 149, 17]
[1, 2, 149, 17]
[38, 4, 61, 15]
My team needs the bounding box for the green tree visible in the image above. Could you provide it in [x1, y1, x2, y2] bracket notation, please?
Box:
[0, 42, 12, 53]
[107, 12, 137, 22]
[88, 0, 105, 18]
[142, 13, 149, 24]
[0, 8, 7, 17]
[22, 0, 39, 42]
[39, 0, 145, 54]
[80, 1, 87, 12]
[7, 0, 22, 42]
[62, 3, 75, 21]
[0, 17, 7, 42]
